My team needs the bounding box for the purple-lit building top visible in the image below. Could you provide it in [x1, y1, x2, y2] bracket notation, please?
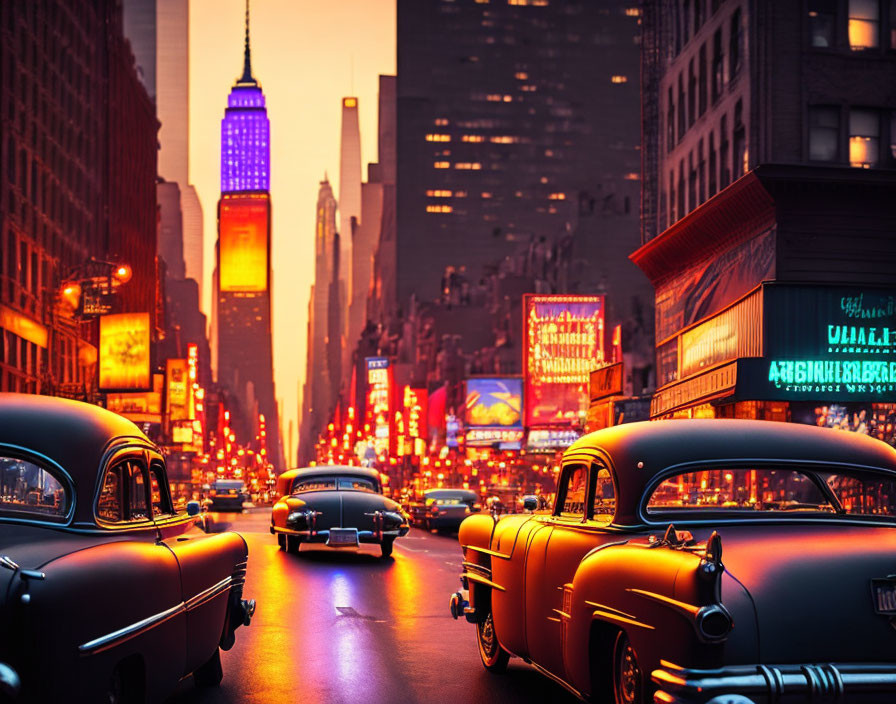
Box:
[220, 22, 269, 193]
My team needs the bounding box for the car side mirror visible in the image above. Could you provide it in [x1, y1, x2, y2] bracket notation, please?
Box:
[186, 500, 201, 516]
[522, 495, 539, 512]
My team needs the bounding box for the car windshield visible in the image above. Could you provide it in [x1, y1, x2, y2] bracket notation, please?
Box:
[646, 468, 838, 516]
[0, 456, 70, 521]
[292, 476, 378, 493]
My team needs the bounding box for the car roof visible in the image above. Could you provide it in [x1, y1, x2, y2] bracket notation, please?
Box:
[564, 419, 896, 525]
[0, 393, 155, 526]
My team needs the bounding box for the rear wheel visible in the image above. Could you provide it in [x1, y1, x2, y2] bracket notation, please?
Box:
[380, 538, 394, 558]
[277, 533, 286, 550]
[612, 631, 643, 704]
[477, 610, 510, 673]
[194, 647, 223, 688]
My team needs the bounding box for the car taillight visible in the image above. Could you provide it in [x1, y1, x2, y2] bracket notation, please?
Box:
[431, 507, 440, 515]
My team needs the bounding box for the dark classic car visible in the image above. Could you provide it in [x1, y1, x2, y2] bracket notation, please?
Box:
[450, 419, 896, 704]
[207, 479, 247, 512]
[271, 466, 410, 557]
[0, 393, 255, 703]
[406, 488, 479, 532]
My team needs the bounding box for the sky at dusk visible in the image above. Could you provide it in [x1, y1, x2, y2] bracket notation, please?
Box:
[189, 0, 396, 462]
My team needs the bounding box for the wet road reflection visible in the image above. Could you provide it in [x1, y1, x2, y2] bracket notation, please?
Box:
[167, 509, 578, 703]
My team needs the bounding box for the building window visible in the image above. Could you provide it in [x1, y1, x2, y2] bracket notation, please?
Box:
[687, 59, 696, 127]
[808, 106, 841, 161]
[890, 111, 896, 160]
[712, 28, 724, 100]
[698, 44, 708, 116]
[809, 0, 836, 47]
[698, 139, 706, 204]
[678, 74, 686, 139]
[677, 160, 685, 218]
[683, 0, 691, 44]
[849, 0, 880, 48]
[688, 152, 697, 211]
[733, 100, 747, 176]
[669, 169, 676, 223]
[667, 87, 676, 151]
[891, 0, 896, 47]
[694, 0, 703, 34]
[709, 131, 718, 197]
[729, 8, 743, 79]
[849, 109, 880, 167]
[720, 114, 731, 188]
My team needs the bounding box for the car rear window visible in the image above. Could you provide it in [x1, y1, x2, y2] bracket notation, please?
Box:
[0, 455, 70, 521]
[646, 468, 836, 515]
[291, 476, 378, 493]
[818, 471, 896, 517]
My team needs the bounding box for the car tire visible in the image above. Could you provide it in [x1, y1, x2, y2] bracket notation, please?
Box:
[286, 535, 300, 553]
[477, 610, 510, 673]
[612, 631, 644, 704]
[194, 647, 224, 688]
[277, 534, 286, 551]
[380, 538, 394, 558]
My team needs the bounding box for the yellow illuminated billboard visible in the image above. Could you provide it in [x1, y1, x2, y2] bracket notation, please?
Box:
[219, 195, 269, 292]
[166, 358, 194, 421]
[99, 312, 151, 390]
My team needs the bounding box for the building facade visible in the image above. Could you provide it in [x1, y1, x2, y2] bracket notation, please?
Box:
[1, 0, 157, 398]
[636, 1, 896, 444]
[396, 0, 643, 305]
[214, 13, 282, 469]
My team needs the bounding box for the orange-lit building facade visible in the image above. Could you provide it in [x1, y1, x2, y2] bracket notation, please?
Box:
[0, 1, 157, 398]
[637, 1, 896, 444]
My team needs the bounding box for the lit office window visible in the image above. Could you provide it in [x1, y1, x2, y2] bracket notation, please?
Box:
[425, 134, 451, 142]
[849, 109, 879, 167]
[433, 161, 450, 169]
[849, 0, 880, 49]
[809, 106, 840, 161]
[426, 205, 453, 213]
[462, 135, 485, 142]
[611, 75, 628, 83]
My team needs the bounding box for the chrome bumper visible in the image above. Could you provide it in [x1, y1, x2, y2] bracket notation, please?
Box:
[0, 661, 20, 700]
[653, 660, 896, 703]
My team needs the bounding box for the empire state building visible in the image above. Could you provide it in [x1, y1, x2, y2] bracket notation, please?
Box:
[214, 3, 282, 470]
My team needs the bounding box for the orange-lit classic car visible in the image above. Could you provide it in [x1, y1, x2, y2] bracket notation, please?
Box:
[450, 419, 896, 704]
[0, 393, 254, 703]
[271, 466, 410, 557]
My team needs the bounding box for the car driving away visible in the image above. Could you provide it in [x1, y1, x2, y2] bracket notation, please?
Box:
[270, 466, 410, 557]
[208, 479, 248, 512]
[414, 488, 479, 532]
[0, 393, 255, 703]
[450, 419, 896, 704]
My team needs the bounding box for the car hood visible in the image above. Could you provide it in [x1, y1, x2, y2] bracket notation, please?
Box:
[715, 522, 896, 662]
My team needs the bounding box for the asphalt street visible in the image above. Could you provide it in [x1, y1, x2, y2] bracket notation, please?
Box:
[166, 508, 578, 704]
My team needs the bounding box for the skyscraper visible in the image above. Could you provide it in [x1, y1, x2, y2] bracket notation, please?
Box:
[215, 4, 282, 469]
[299, 178, 338, 464]
[339, 97, 362, 376]
[395, 0, 643, 305]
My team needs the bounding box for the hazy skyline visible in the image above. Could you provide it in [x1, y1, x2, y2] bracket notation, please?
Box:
[189, 0, 396, 462]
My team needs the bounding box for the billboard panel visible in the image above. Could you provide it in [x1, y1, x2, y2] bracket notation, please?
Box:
[366, 357, 391, 455]
[524, 295, 605, 427]
[464, 378, 523, 428]
[219, 195, 269, 292]
[99, 312, 151, 390]
[166, 358, 193, 421]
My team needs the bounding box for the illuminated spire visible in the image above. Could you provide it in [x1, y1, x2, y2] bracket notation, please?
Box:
[239, 0, 256, 85]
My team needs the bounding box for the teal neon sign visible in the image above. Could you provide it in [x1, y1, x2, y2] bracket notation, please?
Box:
[768, 360, 896, 394]
[827, 325, 893, 351]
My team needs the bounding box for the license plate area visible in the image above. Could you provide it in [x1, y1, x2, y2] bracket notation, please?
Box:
[871, 578, 896, 615]
[327, 528, 359, 547]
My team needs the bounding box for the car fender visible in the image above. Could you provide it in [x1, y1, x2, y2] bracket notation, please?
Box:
[562, 534, 759, 698]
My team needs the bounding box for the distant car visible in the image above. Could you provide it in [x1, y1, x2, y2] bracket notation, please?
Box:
[451, 419, 896, 704]
[271, 466, 410, 557]
[410, 488, 479, 532]
[0, 393, 254, 703]
[208, 479, 247, 512]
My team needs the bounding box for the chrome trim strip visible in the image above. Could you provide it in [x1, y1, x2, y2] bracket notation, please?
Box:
[627, 588, 700, 616]
[80, 577, 234, 655]
[79, 603, 184, 654]
[184, 576, 233, 612]
[462, 572, 506, 592]
[527, 661, 585, 701]
[462, 561, 492, 579]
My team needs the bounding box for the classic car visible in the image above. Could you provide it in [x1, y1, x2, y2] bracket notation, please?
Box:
[207, 479, 247, 512]
[449, 419, 896, 704]
[0, 393, 255, 703]
[406, 488, 479, 532]
[271, 466, 410, 557]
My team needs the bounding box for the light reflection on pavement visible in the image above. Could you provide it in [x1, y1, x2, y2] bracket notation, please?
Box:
[166, 508, 578, 703]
